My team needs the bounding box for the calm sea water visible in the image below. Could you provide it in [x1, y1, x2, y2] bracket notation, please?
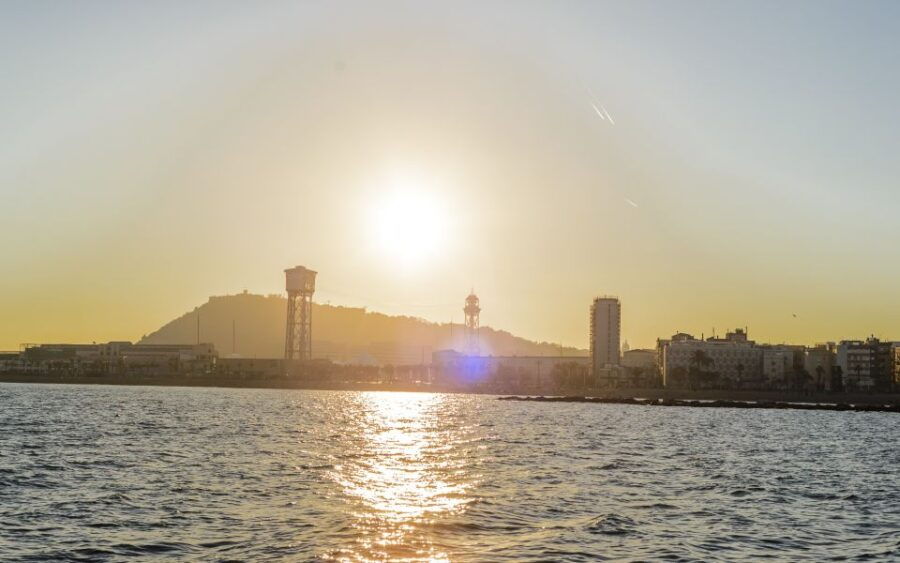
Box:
[1, 384, 898, 561]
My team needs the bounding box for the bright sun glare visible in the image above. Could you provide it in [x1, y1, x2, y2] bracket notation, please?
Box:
[369, 177, 449, 270]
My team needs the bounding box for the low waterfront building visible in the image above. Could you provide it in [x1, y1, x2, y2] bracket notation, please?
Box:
[655, 332, 693, 378]
[216, 357, 284, 378]
[894, 343, 900, 389]
[16, 342, 217, 376]
[804, 344, 836, 391]
[658, 329, 763, 389]
[621, 349, 660, 387]
[432, 350, 591, 392]
[657, 329, 856, 391]
[0, 351, 28, 374]
[759, 345, 806, 389]
[836, 337, 894, 392]
[103, 342, 217, 375]
[622, 349, 656, 369]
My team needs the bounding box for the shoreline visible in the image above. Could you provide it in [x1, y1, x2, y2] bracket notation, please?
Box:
[0, 374, 444, 393]
[2, 374, 900, 410]
[497, 395, 900, 413]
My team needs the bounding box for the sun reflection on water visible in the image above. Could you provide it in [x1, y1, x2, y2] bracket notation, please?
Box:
[328, 392, 476, 562]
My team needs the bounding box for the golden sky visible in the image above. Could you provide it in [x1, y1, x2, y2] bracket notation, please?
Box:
[2, 2, 899, 351]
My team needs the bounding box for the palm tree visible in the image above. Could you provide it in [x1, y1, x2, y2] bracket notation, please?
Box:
[670, 366, 688, 388]
[689, 350, 714, 389]
[736, 362, 745, 388]
[690, 350, 713, 369]
[815, 365, 825, 392]
[793, 367, 811, 393]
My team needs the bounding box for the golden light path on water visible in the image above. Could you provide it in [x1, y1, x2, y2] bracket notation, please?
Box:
[328, 392, 479, 562]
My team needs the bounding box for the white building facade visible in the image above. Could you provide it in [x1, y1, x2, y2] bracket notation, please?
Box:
[659, 331, 762, 388]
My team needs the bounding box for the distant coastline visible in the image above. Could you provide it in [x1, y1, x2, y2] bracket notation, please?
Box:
[498, 395, 900, 414]
[2, 373, 899, 409]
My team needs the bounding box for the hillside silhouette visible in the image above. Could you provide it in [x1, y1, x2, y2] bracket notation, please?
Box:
[139, 292, 587, 365]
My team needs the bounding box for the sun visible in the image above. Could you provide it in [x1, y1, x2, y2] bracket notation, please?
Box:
[368, 178, 450, 270]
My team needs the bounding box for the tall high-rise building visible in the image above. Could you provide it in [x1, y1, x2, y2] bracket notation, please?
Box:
[590, 296, 621, 374]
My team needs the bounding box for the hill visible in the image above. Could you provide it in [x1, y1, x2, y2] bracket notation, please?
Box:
[139, 292, 587, 365]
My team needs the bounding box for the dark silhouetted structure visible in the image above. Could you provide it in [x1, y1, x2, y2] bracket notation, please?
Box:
[284, 266, 317, 362]
[590, 296, 621, 376]
[464, 292, 481, 356]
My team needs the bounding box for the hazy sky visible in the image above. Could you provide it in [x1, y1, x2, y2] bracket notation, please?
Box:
[2, 1, 899, 351]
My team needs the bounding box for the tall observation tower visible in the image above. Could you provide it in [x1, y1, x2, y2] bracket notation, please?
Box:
[463, 292, 481, 356]
[284, 266, 317, 362]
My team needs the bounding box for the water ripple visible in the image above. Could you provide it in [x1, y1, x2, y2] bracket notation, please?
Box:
[0, 383, 898, 561]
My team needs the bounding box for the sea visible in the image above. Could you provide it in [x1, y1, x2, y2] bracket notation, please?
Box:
[1, 383, 898, 561]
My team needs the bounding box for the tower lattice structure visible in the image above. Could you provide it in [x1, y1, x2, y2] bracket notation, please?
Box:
[463, 292, 481, 356]
[284, 266, 317, 362]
